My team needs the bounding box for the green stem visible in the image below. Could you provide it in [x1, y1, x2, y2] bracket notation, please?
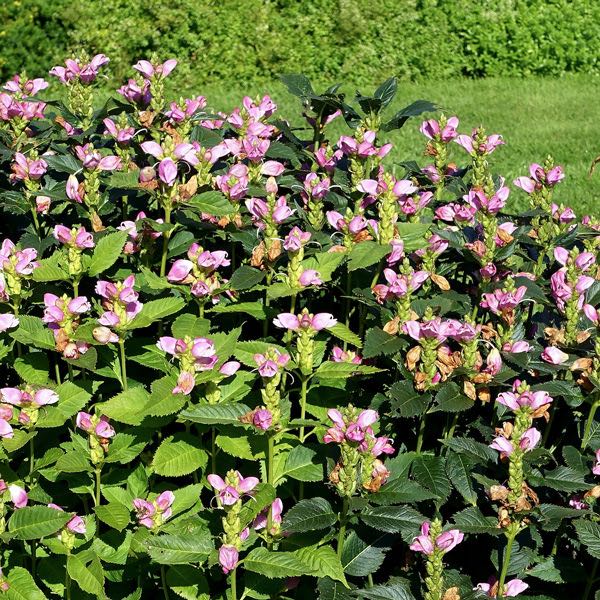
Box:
[211, 428, 217, 474]
[367, 574, 374, 588]
[231, 566, 237, 600]
[299, 377, 309, 442]
[583, 559, 599, 600]
[337, 496, 349, 559]
[30, 540, 36, 578]
[160, 564, 170, 599]
[581, 396, 600, 450]
[94, 466, 102, 508]
[343, 271, 352, 350]
[119, 339, 128, 391]
[65, 552, 72, 600]
[73, 280, 79, 297]
[267, 434, 275, 536]
[28, 435, 35, 481]
[159, 206, 172, 278]
[416, 414, 427, 454]
[67, 363, 74, 382]
[496, 528, 518, 598]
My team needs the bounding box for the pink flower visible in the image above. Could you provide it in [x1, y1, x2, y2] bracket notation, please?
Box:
[0, 388, 58, 407]
[273, 311, 337, 332]
[475, 577, 529, 597]
[208, 472, 259, 506]
[420, 116, 459, 142]
[496, 388, 553, 413]
[133, 59, 177, 79]
[50, 55, 109, 85]
[331, 346, 362, 364]
[253, 409, 272, 430]
[435, 529, 464, 553]
[480, 286, 527, 315]
[219, 545, 239, 574]
[0, 314, 18, 332]
[103, 118, 135, 144]
[490, 436, 514, 457]
[48, 503, 87, 534]
[253, 498, 283, 532]
[283, 227, 311, 252]
[519, 427, 541, 451]
[455, 130, 504, 155]
[298, 269, 322, 287]
[409, 522, 435, 555]
[8, 484, 28, 508]
[133, 491, 174, 529]
[0, 419, 13, 439]
[541, 346, 569, 365]
[254, 350, 290, 378]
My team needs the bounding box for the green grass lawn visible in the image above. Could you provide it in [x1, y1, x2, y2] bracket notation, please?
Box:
[190, 75, 600, 215]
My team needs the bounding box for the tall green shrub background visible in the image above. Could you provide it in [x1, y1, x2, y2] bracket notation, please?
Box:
[2, 0, 599, 87]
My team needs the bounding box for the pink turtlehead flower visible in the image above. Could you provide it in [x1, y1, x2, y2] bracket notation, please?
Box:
[551, 203, 576, 224]
[50, 54, 109, 85]
[76, 412, 116, 439]
[593, 449, 600, 476]
[502, 341, 531, 353]
[36, 195, 51, 213]
[0, 481, 28, 508]
[338, 130, 391, 159]
[96, 275, 143, 330]
[455, 130, 504, 155]
[0, 314, 18, 333]
[53, 225, 95, 249]
[9, 152, 47, 183]
[409, 522, 464, 555]
[497, 386, 553, 413]
[514, 163, 564, 194]
[133, 491, 174, 529]
[253, 408, 273, 430]
[475, 577, 529, 597]
[48, 503, 86, 534]
[165, 96, 206, 123]
[283, 227, 311, 253]
[570, 495, 589, 510]
[314, 145, 342, 171]
[373, 269, 428, 303]
[541, 346, 569, 365]
[215, 163, 249, 201]
[490, 428, 540, 457]
[4, 75, 48, 97]
[480, 286, 527, 315]
[253, 498, 283, 532]
[208, 472, 259, 507]
[273, 311, 337, 332]
[489, 436, 514, 457]
[434, 202, 476, 224]
[157, 336, 218, 371]
[66, 175, 84, 203]
[0, 419, 13, 439]
[103, 118, 135, 144]
[298, 269, 322, 287]
[420, 116, 459, 142]
[75, 144, 121, 171]
[254, 350, 290, 378]
[402, 318, 453, 344]
[465, 185, 509, 214]
[331, 346, 362, 364]
[117, 78, 151, 106]
[0, 239, 38, 277]
[324, 408, 381, 446]
[43, 293, 90, 329]
[1, 388, 58, 408]
[133, 59, 177, 80]
[219, 545, 239, 574]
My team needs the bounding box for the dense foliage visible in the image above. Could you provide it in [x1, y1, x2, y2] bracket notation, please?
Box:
[0, 54, 599, 600]
[3, 0, 600, 88]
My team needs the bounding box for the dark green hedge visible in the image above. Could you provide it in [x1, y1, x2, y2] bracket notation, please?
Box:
[2, 0, 599, 86]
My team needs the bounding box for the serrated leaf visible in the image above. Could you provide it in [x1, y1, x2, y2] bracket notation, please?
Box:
[429, 382, 473, 413]
[36, 381, 92, 429]
[88, 230, 127, 276]
[360, 505, 424, 539]
[5, 566, 47, 600]
[98, 386, 150, 425]
[186, 191, 233, 216]
[411, 455, 451, 501]
[67, 554, 104, 597]
[341, 531, 390, 577]
[127, 297, 185, 330]
[296, 545, 348, 586]
[315, 362, 383, 379]
[152, 434, 207, 477]
[575, 519, 600, 559]
[10, 315, 55, 350]
[146, 531, 213, 564]
[238, 483, 276, 528]
[445, 451, 477, 505]
[347, 241, 389, 271]
[451, 506, 500, 535]
[180, 403, 250, 425]
[280, 445, 324, 483]
[388, 381, 429, 417]
[94, 503, 131, 531]
[229, 265, 265, 290]
[282, 497, 337, 532]
[328, 323, 362, 349]
[441, 437, 497, 463]
[363, 328, 404, 359]
[244, 547, 312, 579]
[8, 506, 72, 540]
[354, 581, 416, 600]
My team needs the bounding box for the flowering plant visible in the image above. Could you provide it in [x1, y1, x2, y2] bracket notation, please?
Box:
[0, 62, 597, 600]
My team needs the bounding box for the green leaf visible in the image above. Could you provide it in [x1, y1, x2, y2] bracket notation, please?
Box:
[98, 386, 150, 425]
[88, 230, 127, 276]
[388, 381, 429, 418]
[55, 450, 91, 473]
[341, 531, 390, 577]
[180, 403, 250, 425]
[32, 255, 69, 282]
[282, 497, 337, 532]
[5, 566, 47, 600]
[429, 382, 473, 413]
[575, 519, 600, 559]
[229, 265, 265, 290]
[238, 483, 276, 528]
[355, 581, 416, 600]
[280, 73, 314, 97]
[534, 466, 588, 492]
[152, 434, 208, 477]
[363, 327, 404, 359]
[348, 241, 390, 271]
[441, 437, 497, 463]
[94, 503, 131, 532]
[280, 445, 324, 482]
[328, 323, 362, 349]
[8, 506, 72, 540]
[451, 506, 500, 535]
[166, 565, 210, 600]
[36, 381, 92, 428]
[67, 554, 105, 597]
[445, 452, 477, 505]
[243, 547, 313, 579]
[146, 375, 187, 417]
[216, 433, 265, 460]
[146, 531, 213, 564]
[209, 301, 267, 320]
[13, 353, 49, 385]
[296, 545, 348, 586]
[127, 297, 185, 330]
[10, 315, 55, 350]
[171, 314, 210, 338]
[301, 252, 345, 283]
[315, 362, 383, 379]
[360, 505, 424, 539]
[383, 99, 437, 131]
[186, 191, 233, 216]
[396, 222, 431, 252]
[412, 455, 451, 501]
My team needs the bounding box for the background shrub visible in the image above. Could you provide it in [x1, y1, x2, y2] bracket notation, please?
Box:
[2, 0, 600, 87]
